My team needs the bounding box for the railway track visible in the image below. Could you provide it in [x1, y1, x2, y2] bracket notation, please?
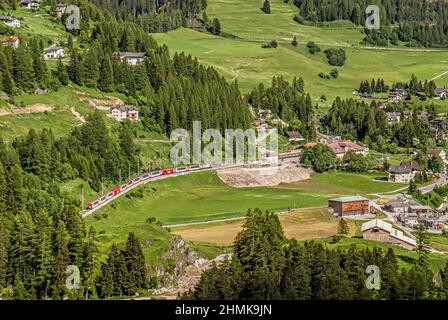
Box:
[80, 154, 301, 218]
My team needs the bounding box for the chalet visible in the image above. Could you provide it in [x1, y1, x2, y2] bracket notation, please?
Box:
[388, 89, 409, 102]
[53, 4, 69, 17]
[387, 112, 401, 124]
[408, 205, 433, 215]
[388, 161, 424, 183]
[254, 120, 268, 130]
[2, 36, 19, 49]
[427, 148, 447, 163]
[361, 219, 416, 249]
[111, 105, 139, 121]
[0, 16, 20, 28]
[326, 140, 369, 159]
[20, 0, 40, 9]
[257, 109, 273, 119]
[286, 131, 304, 142]
[435, 88, 448, 99]
[114, 52, 147, 65]
[328, 196, 370, 217]
[44, 46, 64, 60]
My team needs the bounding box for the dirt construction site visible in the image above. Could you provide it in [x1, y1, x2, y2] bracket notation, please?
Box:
[216, 162, 313, 188]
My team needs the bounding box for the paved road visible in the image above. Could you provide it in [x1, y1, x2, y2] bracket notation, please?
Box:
[419, 174, 448, 194]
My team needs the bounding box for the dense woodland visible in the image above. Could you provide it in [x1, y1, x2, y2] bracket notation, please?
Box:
[0, 124, 147, 298]
[247, 76, 317, 140]
[190, 208, 448, 300]
[294, 0, 448, 47]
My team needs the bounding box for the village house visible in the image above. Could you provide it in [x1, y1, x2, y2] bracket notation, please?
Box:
[427, 148, 447, 163]
[254, 120, 268, 130]
[20, 0, 40, 9]
[316, 132, 340, 144]
[111, 105, 139, 122]
[257, 109, 273, 119]
[386, 112, 401, 124]
[286, 131, 304, 143]
[383, 198, 421, 214]
[44, 46, 64, 60]
[361, 219, 416, 249]
[0, 16, 21, 28]
[114, 52, 147, 65]
[388, 89, 409, 102]
[435, 88, 448, 99]
[2, 36, 20, 49]
[326, 140, 369, 159]
[328, 196, 370, 217]
[388, 161, 424, 183]
[53, 4, 69, 17]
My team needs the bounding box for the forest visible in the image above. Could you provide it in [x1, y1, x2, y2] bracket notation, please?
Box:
[294, 0, 448, 47]
[189, 208, 448, 300]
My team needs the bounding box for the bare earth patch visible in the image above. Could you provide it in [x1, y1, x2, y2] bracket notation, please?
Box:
[75, 91, 123, 111]
[217, 163, 313, 188]
[0, 103, 53, 116]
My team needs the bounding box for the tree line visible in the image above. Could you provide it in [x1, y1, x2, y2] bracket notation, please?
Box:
[294, 0, 448, 48]
[189, 208, 447, 300]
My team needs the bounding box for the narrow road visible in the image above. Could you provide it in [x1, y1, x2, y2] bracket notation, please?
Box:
[431, 70, 448, 81]
[419, 174, 448, 194]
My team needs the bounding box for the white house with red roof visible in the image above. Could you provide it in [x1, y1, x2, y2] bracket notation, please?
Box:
[2, 36, 20, 49]
[326, 140, 369, 159]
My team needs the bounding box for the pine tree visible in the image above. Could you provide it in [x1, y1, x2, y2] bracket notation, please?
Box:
[99, 55, 114, 92]
[124, 233, 147, 293]
[262, 0, 271, 14]
[337, 219, 349, 236]
[291, 36, 298, 47]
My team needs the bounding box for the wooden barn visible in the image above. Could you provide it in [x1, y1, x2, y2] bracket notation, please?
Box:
[328, 196, 370, 217]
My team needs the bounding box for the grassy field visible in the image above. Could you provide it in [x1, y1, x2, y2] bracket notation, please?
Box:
[173, 207, 356, 244]
[153, 0, 448, 104]
[278, 171, 403, 195]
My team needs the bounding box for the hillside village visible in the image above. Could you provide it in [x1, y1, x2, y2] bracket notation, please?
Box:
[3, 0, 448, 303]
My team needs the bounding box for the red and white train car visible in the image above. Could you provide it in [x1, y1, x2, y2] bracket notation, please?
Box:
[87, 164, 212, 209]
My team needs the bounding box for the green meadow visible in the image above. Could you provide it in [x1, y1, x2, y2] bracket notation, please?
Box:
[153, 0, 448, 104]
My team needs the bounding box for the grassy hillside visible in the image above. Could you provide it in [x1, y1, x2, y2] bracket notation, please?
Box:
[153, 0, 448, 104]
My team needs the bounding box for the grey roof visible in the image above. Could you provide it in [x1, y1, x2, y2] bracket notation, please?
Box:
[117, 52, 147, 59]
[113, 105, 138, 112]
[21, 0, 39, 4]
[329, 196, 369, 203]
[361, 219, 416, 247]
[45, 46, 64, 53]
[389, 161, 424, 174]
[0, 16, 18, 22]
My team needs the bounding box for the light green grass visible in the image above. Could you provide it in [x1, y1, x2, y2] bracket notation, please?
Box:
[153, 0, 448, 103]
[278, 171, 403, 195]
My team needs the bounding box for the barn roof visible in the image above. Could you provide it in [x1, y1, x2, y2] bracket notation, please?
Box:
[329, 196, 369, 203]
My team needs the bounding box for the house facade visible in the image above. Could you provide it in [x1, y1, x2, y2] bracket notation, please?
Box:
[286, 131, 304, 142]
[2, 36, 20, 49]
[53, 4, 69, 17]
[328, 196, 370, 217]
[388, 161, 424, 183]
[435, 88, 448, 99]
[0, 16, 21, 28]
[114, 52, 147, 65]
[361, 219, 416, 249]
[388, 89, 409, 102]
[326, 140, 369, 159]
[44, 46, 64, 60]
[20, 0, 40, 9]
[111, 105, 139, 121]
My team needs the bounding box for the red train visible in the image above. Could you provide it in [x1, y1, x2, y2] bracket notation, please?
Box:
[87, 164, 212, 210]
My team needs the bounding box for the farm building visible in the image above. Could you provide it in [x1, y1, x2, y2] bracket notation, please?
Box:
[286, 131, 304, 142]
[328, 196, 370, 217]
[53, 4, 69, 17]
[0, 16, 21, 28]
[361, 219, 416, 249]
